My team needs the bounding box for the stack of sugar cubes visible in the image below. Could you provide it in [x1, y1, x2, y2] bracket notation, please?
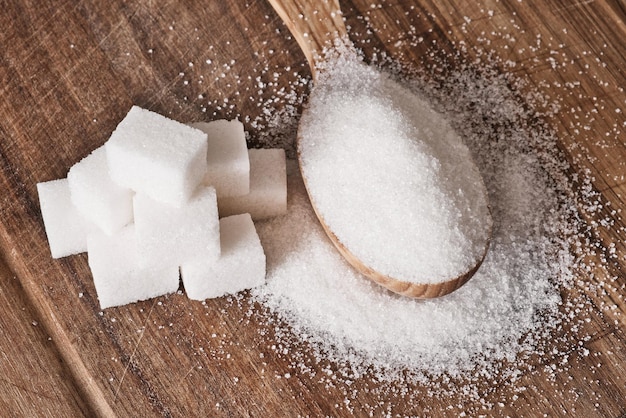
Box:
[37, 106, 287, 309]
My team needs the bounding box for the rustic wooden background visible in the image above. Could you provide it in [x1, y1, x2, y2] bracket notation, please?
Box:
[1, 0, 625, 416]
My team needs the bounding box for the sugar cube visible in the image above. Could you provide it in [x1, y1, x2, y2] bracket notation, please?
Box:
[87, 225, 180, 309]
[133, 186, 220, 268]
[218, 149, 287, 220]
[105, 106, 208, 207]
[191, 120, 250, 198]
[181, 213, 266, 300]
[67, 146, 133, 235]
[37, 178, 94, 258]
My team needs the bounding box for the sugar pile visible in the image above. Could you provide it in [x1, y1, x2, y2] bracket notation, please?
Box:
[298, 53, 492, 285]
[251, 49, 583, 386]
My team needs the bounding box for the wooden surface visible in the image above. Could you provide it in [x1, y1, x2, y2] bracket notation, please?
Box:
[0, 0, 625, 416]
[0, 257, 90, 417]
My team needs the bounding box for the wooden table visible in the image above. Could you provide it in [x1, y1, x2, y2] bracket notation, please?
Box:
[1, 0, 625, 416]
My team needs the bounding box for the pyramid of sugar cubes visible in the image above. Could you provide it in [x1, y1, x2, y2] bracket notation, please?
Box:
[37, 106, 287, 309]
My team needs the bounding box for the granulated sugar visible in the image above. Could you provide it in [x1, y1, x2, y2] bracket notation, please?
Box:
[251, 49, 587, 390]
[298, 53, 492, 284]
[255, 157, 564, 380]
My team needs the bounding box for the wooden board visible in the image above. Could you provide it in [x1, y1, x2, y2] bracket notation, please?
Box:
[1, 0, 625, 416]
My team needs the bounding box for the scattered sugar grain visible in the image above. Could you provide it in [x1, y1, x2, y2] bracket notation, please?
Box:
[105, 106, 208, 207]
[37, 178, 94, 258]
[218, 149, 287, 220]
[298, 52, 492, 284]
[67, 146, 133, 235]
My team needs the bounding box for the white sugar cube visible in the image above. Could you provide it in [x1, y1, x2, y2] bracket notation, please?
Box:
[68, 146, 133, 235]
[87, 225, 180, 309]
[105, 106, 208, 207]
[134, 186, 220, 268]
[37, 178, 93, 258]
[218, 149, 286, 220]
[181, 213, 266, 300]
[191, 120, 250, 198]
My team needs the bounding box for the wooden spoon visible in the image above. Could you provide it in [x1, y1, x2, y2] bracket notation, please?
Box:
[268, 0, 491, 298]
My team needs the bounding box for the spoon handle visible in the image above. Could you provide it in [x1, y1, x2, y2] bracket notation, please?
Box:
[267, 0, 348, 78]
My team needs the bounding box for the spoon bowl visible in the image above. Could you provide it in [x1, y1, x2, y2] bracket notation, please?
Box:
[268, 0, 491, 298]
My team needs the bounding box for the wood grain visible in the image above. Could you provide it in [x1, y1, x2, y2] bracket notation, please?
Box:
[0, 256, 90, 417]
[0, 0, 625, 416]
[267, 0, 347, 76]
